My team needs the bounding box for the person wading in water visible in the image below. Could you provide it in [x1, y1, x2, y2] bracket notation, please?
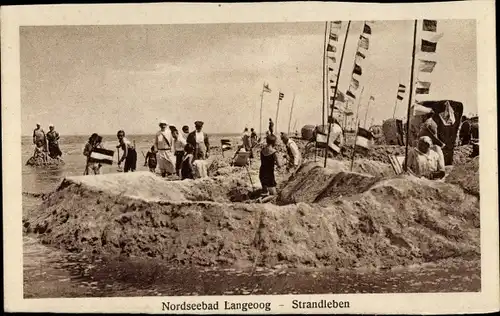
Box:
[116, 130, 137, 172]
[33, 123, 47, 152]
[46, 124, 62, 159]
[154, 120, 175, 177]
[83, 133, 102, 175]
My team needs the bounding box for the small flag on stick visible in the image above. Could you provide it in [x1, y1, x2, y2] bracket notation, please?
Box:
[263, 83, 272, 93]
[89, 148, 115, 165]
[355, 127, 373, 149]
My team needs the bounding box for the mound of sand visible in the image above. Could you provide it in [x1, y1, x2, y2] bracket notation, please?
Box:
[445, 156, 479, 197]
[24, 163, 479, 269]
[26, 156, 65, 167]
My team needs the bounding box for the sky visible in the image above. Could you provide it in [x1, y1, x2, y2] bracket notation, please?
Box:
[20, 20, 477, 136]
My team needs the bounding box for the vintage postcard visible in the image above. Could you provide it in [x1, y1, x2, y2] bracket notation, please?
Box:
[2, 1, 499, 314]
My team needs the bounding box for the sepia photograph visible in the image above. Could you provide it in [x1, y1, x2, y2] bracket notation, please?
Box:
[2, 1, 498, 314]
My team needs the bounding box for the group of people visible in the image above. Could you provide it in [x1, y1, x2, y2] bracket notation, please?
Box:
[32, 123, 63, 162]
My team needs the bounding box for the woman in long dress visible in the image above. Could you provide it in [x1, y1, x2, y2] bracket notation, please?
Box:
[259, 134, 282, 196]
[155, 120, 175, 177]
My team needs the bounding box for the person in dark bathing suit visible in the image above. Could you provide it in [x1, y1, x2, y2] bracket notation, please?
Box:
[259, 134, 281, 196]
[116, 130, 137, 172]
[181, 143, 195, 180]
[144, 146, 158, 173]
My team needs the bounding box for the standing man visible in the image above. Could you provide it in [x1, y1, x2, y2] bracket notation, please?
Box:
[187, 121, 210, 160]
[182, 125, 190, 140]
[33, 123, 47, 152]
[268, 118, 275, 135]
[172, 128, 187, 176]
[46, 124, 62, 159]
[250, 128, 258, 146]
[116, 130, 137, 173]
[154, 120, 175, 177]
[280, 133, 302, 172]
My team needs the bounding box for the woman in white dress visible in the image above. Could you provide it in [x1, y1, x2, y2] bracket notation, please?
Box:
[154, 120, 175, 177]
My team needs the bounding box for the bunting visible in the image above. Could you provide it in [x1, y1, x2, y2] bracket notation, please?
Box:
[363, 23, 372, 35]
[351, 77, 360, 90]
[416, 81, 431, 94]
[423, 19, 437, 32]
[331, 21, 342, 29]
[328, 56, 337, 63]
[421, 39, 437, 53]
[346, 90, 356, 99]
[329, 33, 338, 41]
[397, 84, 406, 101]
[327, 44, 337, 53]
[359, 35, 370, 50]
[418, 59, 437, 72]
[353, 64, 362, 76]
[279, 92, 285, 100]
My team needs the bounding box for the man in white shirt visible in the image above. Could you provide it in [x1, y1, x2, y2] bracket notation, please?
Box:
[172, 128, 187, 176]
[186, 121, 210, 160]
[154, 120, 175, 177]
[280, 133, 302, 172]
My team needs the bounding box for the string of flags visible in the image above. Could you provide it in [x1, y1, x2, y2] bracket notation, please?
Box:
[415, 19, 444, 98]
[397, 84, 406, 100]
[345, 21, 373, 102]
[326, 20, 342, 96]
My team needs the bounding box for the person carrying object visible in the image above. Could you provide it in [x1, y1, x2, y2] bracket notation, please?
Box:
[116, 130, 137, 172]
[280, 132, 302, 173]
[83, 133, 102, 175]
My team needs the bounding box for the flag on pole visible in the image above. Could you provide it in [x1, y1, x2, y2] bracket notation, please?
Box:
[423, 19, 437, 32]
[359, 35, 369, 50]
[346, 90, 356, 99]
[398, 84, 406, 93]
[355, 127, 374, 149]
[350, 77, 360, 90]
[355, 51, 365, 65]
[221, 139, 232, 151]
[416, 81, 431, 94]
[418, 59, 437, 72]
[279, 92, 284, 100]
[329, 33, 338, 41]
[328, 56, 337, 63]
[328, 67, 334, 72]
[421, 39, 437, 53]
[263, 83, 272, 93]
[363, 23, 372, 35]
[331, 21, 342, 29]
[327, 44, 337, 53]
[89, 148, 115, 165]
[353, 64, 362, 76]
[397, 95, 404, 101]
[370, 96, 375, 101]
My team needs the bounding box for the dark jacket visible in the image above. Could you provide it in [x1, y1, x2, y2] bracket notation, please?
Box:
[186, 131, 210, 159]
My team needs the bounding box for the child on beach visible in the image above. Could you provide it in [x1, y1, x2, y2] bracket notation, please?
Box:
[144, 146, 158, 173]
[259, 134, 281, 196]
[181, 143, 195, 180]
[83, 133, 103, 175]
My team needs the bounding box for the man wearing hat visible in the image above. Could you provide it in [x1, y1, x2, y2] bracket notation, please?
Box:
[186, 121, 210, 160]
[417, 117, 446, 168]
[154, 120, 175, 177]
[32, 123, 47, 152]
[46, 124, 62, 159]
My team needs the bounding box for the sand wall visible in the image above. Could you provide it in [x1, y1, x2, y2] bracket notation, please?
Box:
[24, 165, 479, 269]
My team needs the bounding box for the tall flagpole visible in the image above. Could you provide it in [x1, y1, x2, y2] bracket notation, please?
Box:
[404, 20, 418, 172]
[354, 86, 364, 127]
[322, 22, 329, 127]
[259, 85, 264, 137]
[363, 96, 372, 128]
[324, 20, 351, 168]
[288, 94, 296, 134]
[275, 94, 281, 135]
[392, 97, 398, 119]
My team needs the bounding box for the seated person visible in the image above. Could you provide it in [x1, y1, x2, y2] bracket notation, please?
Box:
[33, 140, 48, 162]
[406, 136, 445, 180]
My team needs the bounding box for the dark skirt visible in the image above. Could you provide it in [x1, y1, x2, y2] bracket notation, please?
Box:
[48, 143, 62, 158]
[175, 151, 184, 174]
[259, 152, 277, 188]
[181, 158, 194, 180]
[124, 148, 137, 172]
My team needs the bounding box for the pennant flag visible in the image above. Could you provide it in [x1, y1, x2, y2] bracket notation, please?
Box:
[263, 83, 272, 93]
[354, 51, 366, 65]
[328, 67, 334, 72]
[355, 127, 374, 149]
[346, 90, 356, 99]
[370, 96, 375, 101]
[397, 95, 404, 100]
[421, 39, 437, 53]
[350, 77, 360, 90]
[336, 91, 345, 103]
[363, 23, 372, 35]
[418, 59, 437, 72]
[423, 19, 437, 32]
[359, 35, 369, 50]
[329, 33, 338, 41]
[88, 148, 114, 165]
[327, 44, 337, 53]
[416, 81, 431, 94]
[279, 92, 284, 100]
[328, 56, 337, 63]
[353, 64, 362, 76]
[356, 51, 366, 59]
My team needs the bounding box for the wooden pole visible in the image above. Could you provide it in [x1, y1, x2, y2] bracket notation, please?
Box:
[324, 21, 351, 168]
[354, 86, 364, 127]
[363, 96, 372, 128]
[404, 20, 418, 172]
[288, 94, 296, 134]
[259, 85, 264, 138]
[392, 93, 399, 119]
[350, 122, 359, 171]
[322, 21, 329, 127]
[275, 95, 281, 135]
